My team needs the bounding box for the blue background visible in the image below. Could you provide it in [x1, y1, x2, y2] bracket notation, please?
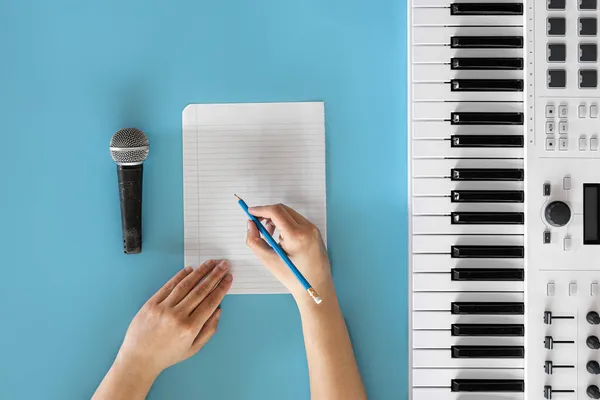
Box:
[0, 1, 407, 399]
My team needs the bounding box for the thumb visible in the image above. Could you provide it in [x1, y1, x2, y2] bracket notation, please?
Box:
[246, 220, 280, 267]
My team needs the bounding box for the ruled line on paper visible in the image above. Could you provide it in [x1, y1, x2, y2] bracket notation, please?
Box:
[182, 102, 327, 295]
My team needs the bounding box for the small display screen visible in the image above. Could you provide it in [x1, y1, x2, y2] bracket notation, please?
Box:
[584, 184, 600, 244]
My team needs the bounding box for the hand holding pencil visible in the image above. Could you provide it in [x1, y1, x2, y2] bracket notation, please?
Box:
[237, 196, 332, 305]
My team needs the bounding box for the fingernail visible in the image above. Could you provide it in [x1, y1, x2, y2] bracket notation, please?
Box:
[247, 220, 251, 230]
[224, 273, 233, 283]
[184, 266, 193, 272]
[217, 260, 229, 271]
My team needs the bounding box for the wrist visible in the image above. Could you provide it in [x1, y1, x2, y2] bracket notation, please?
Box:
[114, 349, 162, 382]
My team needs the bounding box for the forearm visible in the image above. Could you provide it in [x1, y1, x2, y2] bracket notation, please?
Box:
[297, 284, 366, 400]
[92, 354, 159, 400]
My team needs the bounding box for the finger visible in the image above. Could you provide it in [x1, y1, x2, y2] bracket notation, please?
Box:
[190, 273, 233, 326]
[162, 260, 219, 306]
[246, 220, 280, 266]
[177, 260, 231, 314]
[264, 219, 276, 236]
[281, 204, 311, 226]
[148, 266, 194, 304]
[189, 308, 222, 354]
[248, 204, 298, 233]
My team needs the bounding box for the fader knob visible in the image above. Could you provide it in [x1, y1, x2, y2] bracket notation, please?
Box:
[588, 312, 600, 325]
[587, 385, 600, 399]
[545, 201, 571, 227]
[588, 336, 600, 350]
[588, 361, 600, 375]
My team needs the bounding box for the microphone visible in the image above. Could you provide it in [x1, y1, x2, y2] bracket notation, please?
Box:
[109, 128, 149, 254]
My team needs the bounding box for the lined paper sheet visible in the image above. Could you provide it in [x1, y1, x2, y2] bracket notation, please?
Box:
[182, 102, 327, 294]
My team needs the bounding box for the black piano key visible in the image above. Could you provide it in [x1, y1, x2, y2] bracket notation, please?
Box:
[451, 135, 524, 148]
[451, 302, 524, 315]
[452, 324, 525, 336]
[451, 3, 523, 15]
[451, 79, 523, 92]
[451, 168, 524, 181]
[452, 190, 524, 203]
[452, 345, 524, 358]
[451, 379, 525, 392]
[452, 245, 524, 258]
[451, 268, 524, 281]
[451, 112, 524, 125]
[451, 36, 523, 49]
[452, 212, 524, 224]
[451, 57, 523, 70]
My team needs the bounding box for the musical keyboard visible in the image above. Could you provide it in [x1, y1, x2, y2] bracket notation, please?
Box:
[409, 0, 600, 398]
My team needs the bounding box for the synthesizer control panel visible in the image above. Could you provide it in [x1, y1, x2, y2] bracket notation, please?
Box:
[408, 0, 600, 399]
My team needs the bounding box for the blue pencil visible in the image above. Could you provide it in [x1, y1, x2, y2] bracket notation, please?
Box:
[234, 194, 322, 304]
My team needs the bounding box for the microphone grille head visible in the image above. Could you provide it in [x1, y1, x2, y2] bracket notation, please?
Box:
[109, 128, 149, 165]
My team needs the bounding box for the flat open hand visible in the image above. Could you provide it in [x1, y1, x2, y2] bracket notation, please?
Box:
[116, 260, 233, 375]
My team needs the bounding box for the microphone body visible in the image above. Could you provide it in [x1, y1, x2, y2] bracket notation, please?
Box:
[109, 128, 149, 254]
[117, 164, 143, 254]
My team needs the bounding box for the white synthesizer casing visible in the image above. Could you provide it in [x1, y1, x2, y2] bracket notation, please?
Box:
[409, 0, 600, 399]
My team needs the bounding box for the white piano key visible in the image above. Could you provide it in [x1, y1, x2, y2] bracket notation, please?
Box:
[413, 64, 523, 82]
[412, 159, 524, 178]
[413, 215, 524, 235]
[412, 26, 524, 45]
[413, 82, 523, 102]
[413, 254, 523, 272]
[413, 330, 524, 348]
[413, 389, 523, 400]
[412, 141, 523, 158]
[413, 0, 523, 7]
[413, 101, 523, 120]
[413, 273, 524, 291]
[413, 368, 524, 387]
[413, 235, 523, 253]
[411, 26, 523, 45]
[412, 47, 523, 64]
[413, 312, 523, 329]
[412, 349, 523, 368]
[413, 178, 523, 196]
[413, 197, 524, 215]
[413, 121, 523, 139]
[412, 8, 523, 27]
[412, 292, 524, 311]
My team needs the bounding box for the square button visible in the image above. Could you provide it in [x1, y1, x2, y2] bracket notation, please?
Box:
[559, 104, 568, 117]
[579, 104, 587, 117]
[549, 0, 567, 9]
[591, 137, 599, 150]
[546, 121, 555, 133]
[580, 43, 597, 62]
[591, 104, 599, 118]
[546, 105, 556, 117]
[580, 0, 597, 10]
[546, 137, 556, 150]
[580, 69, 598, 88]
[548, 18, 567, 36]
[559, 121, 568, 133]
[559, 138, 568, 150]
[548, 70, 567, 88]
[548, 43, 566, 62]
[580, 136, 588, 150]
[579, 18, 597, 36]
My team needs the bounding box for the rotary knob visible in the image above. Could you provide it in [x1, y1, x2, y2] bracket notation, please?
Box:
[588, 336, 600, 350]
[545, 201, 571, 227]
[588, 385, 600, 399]
[588, 312, 600, 325]
[588, 361, 600, 375]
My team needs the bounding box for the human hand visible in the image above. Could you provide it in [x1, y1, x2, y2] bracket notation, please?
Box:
[245, 203, 333, 305]
[115, 260, 233, 376]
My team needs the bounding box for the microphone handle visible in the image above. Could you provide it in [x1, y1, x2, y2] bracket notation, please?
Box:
[117, 164, 143, 254]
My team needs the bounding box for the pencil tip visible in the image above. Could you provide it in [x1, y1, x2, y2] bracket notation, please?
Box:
[234, 194, 241, 200]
